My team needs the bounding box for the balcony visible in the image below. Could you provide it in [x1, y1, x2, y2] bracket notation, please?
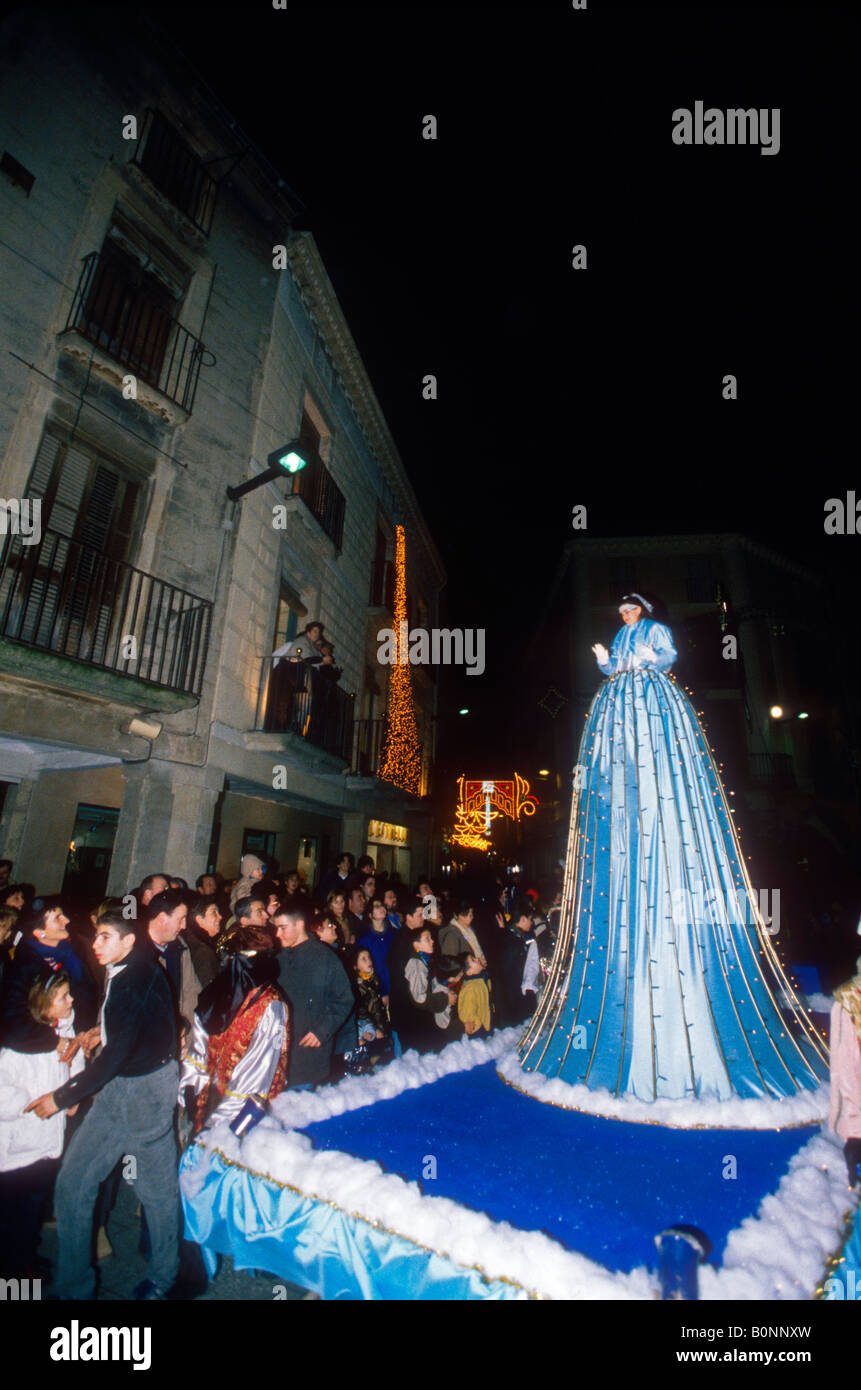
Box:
[0, 528, 211, 697]
[289, 453, 345, 551]
[255, 657, 354, 762]
[62, 251, 212, 414]
[131, 109, 218, 235]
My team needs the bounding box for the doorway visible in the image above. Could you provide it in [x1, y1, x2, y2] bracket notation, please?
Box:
[61, 803, 119, 906]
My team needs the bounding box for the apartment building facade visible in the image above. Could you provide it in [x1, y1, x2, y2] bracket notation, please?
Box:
[0, 11, 443, 902]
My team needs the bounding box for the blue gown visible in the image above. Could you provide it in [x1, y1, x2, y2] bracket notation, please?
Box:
[518, 618, 828, 1103]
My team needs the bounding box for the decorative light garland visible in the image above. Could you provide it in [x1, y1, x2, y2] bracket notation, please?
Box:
[378, 524, 423, 795]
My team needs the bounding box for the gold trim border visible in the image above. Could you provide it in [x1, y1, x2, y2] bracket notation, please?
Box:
[200, 1143, 544, 1299]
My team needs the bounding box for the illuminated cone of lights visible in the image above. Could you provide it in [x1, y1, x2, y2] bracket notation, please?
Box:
[379, 525, 422, 795]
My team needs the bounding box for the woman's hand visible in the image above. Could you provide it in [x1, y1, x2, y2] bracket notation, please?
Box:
[592, 643, 609, 666]
[634, 643, 656, 664]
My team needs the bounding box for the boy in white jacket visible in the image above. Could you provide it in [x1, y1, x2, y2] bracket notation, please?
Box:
[0, 970, 83, 1275]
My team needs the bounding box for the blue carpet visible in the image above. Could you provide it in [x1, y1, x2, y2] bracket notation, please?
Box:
[302, 1062, 817, 1274]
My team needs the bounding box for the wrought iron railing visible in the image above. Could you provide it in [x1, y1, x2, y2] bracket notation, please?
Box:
[0, 527, 211, 696]
[131, 109, 218, 235]
[63, 251, 211, 413]
[256, 656, 354, 761]
[290, 453, 346, 550]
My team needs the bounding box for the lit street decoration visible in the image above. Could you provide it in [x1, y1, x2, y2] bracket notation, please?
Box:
[449, 773, 539, 852]
[378, 525, 422, 795]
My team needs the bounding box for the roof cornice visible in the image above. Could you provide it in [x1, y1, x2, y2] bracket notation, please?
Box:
[565, 533, 822, 584]
[285, 231, 446, 590]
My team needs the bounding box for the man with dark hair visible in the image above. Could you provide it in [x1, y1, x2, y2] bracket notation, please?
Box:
[273, 906, 353, 1089]
[387, 898, 433, 1045]
[138, 874, 169, 909]
[195, 873, 218, 896]
[346, 886, 368, 941]
[319, 852, 355, 902]
[24, 913, 181, 1300]
[184, 896, 222, 991]
[216, 895, 270, 960]
[146, 888, 203, 1038]
[496, 899, 541, 1027]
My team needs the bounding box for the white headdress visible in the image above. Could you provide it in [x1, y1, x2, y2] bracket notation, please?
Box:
[620, 592, 654, 613]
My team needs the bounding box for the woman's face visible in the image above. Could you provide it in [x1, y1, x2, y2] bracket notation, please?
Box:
[619, 605, 642, 626]
[41, 907, 70, 944]
[371, 900, 387, 921]
[6, 890, 24, 911]
[196, 903, 222, 937]
[331, 894, 345, 916]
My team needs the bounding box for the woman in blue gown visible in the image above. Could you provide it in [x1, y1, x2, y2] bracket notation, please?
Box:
[518, 594, 828, 1105]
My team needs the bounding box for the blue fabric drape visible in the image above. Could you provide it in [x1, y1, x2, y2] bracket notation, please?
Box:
[520, 620, 828, 1103]
[179, 1143, 528, 1300]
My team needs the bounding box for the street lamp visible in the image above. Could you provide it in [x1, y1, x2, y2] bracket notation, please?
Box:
[226, 440, 310, 501]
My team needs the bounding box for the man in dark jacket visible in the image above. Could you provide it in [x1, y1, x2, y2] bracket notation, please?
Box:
[387, 898, 431, 1043]
[24, 911, 181, 1300]
[496, 900, 541, 1028]
[318, 852, 356, 903]
[273, 905, 353, 1088]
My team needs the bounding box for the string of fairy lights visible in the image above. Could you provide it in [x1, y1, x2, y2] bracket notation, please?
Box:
[378, 524, 423, 796]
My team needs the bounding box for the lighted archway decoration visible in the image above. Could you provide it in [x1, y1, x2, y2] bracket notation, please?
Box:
[450, 774, 539, 851]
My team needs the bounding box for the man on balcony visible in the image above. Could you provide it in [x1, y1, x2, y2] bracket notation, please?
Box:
[272, 619, 324, 667]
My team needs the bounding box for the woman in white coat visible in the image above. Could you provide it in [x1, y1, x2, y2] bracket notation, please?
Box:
[0, 969, 84, 1275]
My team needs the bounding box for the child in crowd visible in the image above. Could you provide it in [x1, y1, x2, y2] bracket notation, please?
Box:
[355, 898, 397, 1005]
[402, 928, 460, 1053]
[0, 969, 83, 1275]
[352, 947, 390, 1049]
[457, 952, 493, 1039]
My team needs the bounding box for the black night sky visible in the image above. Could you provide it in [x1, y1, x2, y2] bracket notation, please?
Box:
[146, 2, 856, 773]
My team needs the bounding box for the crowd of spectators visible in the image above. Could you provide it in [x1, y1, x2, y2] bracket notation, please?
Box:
[0, 848, 559, 1299]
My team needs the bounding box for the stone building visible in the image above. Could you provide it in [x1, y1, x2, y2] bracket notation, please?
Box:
[0, 10, 443, 901]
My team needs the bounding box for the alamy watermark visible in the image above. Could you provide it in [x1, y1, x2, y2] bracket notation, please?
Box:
[0, 497, 41, 544]
[672, 103, 781, 156]
[377, 621, 485, 676]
